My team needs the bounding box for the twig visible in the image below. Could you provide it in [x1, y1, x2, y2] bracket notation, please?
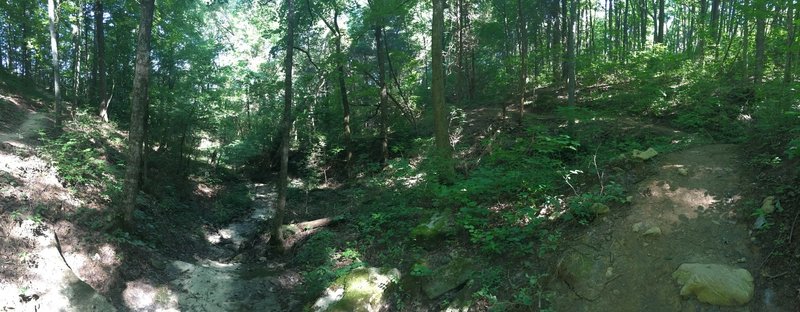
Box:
[789, 208, 800, 244]
[592, 145, 605, 195]
[764, 271, 789, 279]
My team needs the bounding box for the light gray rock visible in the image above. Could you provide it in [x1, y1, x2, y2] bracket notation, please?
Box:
[672, 263, 754, 306]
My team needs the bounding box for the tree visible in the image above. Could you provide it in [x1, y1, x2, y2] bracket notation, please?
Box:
[375, 25, 389, 163]
[786, 0, 796, 82]
[270, 0, 295, 250]
[72, 0, 84, 112]
[567, 0, 577, 106]
[517, 0, 527, 124]
[47, 0, 63, 127]
[432, 0, 453, 183]
[754, 0, 766, 83]
[121, 0, 156, 229]
[95, 0, 109, 122]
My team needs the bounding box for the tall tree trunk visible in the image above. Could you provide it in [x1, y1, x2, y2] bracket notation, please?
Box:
[754, 0, 766, 83]
[553, 1, 562, 82]
[623, 0, 629, 60]
[518, 0, 527, 125]
[375, 26, 389, 164]
[270, 0, 294, 250]
[567, 0, 577, 106]
[432, 0, 454, 183]
[21, 10, 31, 79]
[95, 0, 109, 122]
[742, 0, 750, 71]
[786, 0, 796, 82]
[73, 0, 84, 113]
[639, 0, 647, 47]
[656, 0, 665, 43]
[121, 0, 155, 230]
[333, 12, 352, 176]
[48, 0, 63, 127]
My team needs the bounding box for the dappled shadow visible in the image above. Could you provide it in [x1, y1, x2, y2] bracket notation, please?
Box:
[549, 144, 790, 311]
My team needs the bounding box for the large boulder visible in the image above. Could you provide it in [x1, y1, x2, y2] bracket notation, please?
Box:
[313, 267, 401, 312]
[556, 245, 612, 300]
[423, 258, 475, 299]
[672, 263, 754, 306]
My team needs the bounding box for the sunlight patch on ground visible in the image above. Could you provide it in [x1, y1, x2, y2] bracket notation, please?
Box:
[123, 280, 179, 311]
[0, 94, 23, 107]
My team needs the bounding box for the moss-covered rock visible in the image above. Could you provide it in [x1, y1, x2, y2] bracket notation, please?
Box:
[556, 245, 612, 300]
[632, 148, 659, 160]
[313, 267, 401, 312]
[410, 212, 452, 240]
[423, 258, 475, 299]
[672, 263, 753, 306]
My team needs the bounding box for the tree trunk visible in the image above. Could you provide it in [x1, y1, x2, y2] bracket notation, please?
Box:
[656, 0, 665, 43]
[95, 0, 109, 122]
[567, 0, 577, 106]
[518, 0, 527, 125]
[121, 0, 155, 230]
[333, 12, 352, 176]
[270, 0, 294, 250]
[786, 0, 796, 82]
[73, 0, 84, 113]
[375, 25, 389, 164]
[432, 0, 454, 183]
[754, 0, 766, 84]
[48, 0, 63, 128]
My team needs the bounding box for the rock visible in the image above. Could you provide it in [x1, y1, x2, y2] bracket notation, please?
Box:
[313, 267, 401, 312]
[677, 168, 689, 176]
[423, 259, 475, 299]
[556, 246, 612, 300]
[760, 196, 776, 214]
[590, 203, 610, 215]
[643, 226, 662, 236]
[632, 148, 659, 160]
[672, 263, 754, 306]
[753, 215, 767, 230]
[632, 222, 646, 232]
[410, 212, 452, 240]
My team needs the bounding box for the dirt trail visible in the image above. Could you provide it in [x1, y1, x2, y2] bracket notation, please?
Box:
[0, 111, 49, 146]
[549, 144, 786, 311]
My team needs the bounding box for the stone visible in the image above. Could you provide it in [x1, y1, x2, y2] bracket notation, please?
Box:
[423, 258, 475, 299]
[632, 148, 659, 160]
[410, 212, 452, 240]
[313, 267, 401, 312]
[677, 168, 689, 176]
[590, 203, 610, 215]
[643, 226, 662, 236]
[753, 215, 767, 230]
[632, 222, 646, 232]
[672, 263, 754, 306]
[556, 246, 612, 300]
[760, 196, 776, 214]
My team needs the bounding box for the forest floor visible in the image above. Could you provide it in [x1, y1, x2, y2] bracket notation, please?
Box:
[1, 84, 797, 311]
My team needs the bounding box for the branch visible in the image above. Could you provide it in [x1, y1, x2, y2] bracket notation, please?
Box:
[293, 45, 321, 72]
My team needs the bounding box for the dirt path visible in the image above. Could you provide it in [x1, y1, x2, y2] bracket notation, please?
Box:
[549, 144, 785, 311]
[0, 111, 49, 147]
